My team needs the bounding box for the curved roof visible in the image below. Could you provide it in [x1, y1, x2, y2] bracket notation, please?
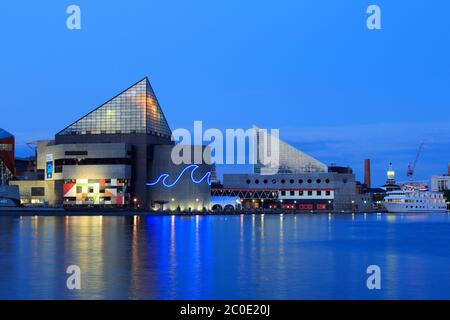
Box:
[0, 128, 13, 140]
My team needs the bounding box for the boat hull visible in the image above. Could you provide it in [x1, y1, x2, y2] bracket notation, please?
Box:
[384, 202, 448, 213]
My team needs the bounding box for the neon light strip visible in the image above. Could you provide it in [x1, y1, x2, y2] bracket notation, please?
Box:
[147, 164, 212, 188]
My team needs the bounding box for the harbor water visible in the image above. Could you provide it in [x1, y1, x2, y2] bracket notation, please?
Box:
[1, 213, 450, 300]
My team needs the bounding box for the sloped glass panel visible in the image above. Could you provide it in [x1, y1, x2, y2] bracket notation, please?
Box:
[254, 127, 328, 174]
[146, 80, 172, 138]
[58, 78, 171, 138]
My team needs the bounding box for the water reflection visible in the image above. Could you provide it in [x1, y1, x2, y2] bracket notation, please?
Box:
[1, 213, 450, 299]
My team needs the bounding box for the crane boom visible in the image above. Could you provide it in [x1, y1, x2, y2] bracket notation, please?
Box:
[407, 141, 425, 179]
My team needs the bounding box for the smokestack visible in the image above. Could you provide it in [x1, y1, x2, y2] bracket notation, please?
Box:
[364, 159, 371, 188]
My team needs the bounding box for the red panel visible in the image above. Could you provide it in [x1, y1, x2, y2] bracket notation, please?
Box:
[63, 183, 75, 196]
[0, 136, 15, 175]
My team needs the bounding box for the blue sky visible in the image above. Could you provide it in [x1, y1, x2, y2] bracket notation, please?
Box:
[1, 0, 449, 186]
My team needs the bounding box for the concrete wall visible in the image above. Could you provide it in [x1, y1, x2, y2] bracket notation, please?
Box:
[432, 175, 450, 192]
[8, 180, 57, 206]
[149, 145, 212, 211]
[37, 140, 54, 171]
[45, 143, 132, 181]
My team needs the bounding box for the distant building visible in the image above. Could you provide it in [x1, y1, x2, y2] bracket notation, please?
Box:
[381, 163, 401, 192]
[0, 128, 15, 184]
[9, 78, 212, 210]
[0, 128, 20, 207]
[431, 164, 450, 192]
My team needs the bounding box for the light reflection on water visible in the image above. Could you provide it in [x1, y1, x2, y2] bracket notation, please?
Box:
[1, 213, 450, 300]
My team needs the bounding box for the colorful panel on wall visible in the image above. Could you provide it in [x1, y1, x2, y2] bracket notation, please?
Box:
[63, 178, 129, 206]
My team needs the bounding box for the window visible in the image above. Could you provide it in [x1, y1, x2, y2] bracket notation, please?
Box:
[307, 179, 312, 184]
[308, 191, 313, 196]
[55, 158, 131, 166]
[299, 191, 304, 196]
[272, 179, 277, 184]
[290, 179, 295, 184]
[317, 204, 327, 210]
[317, 191, 322, 196]
[65, 151, 88, 156]
[316, 179, 321, 184]
[281, 191, 286, 196]
[325, 179, 330, 184]
[281, 179, 286, 184]
[255, 179, 260, 184]
[0, 144, 12, 151]
[299, 179, 303, 184]
[290, 191, 295, 196]
[31, 187, 45, 197]
[76, 186, 82, 193]
[326, 190, 331, 196]
[246, 179, 251, 184]
[263, 179, 268, 184]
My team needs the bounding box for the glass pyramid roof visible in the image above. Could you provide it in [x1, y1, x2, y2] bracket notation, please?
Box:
[57, 78, 172, 138]
[253, 127, 328, 174]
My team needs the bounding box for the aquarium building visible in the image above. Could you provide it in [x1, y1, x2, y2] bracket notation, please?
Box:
[10, 78, 212, 210]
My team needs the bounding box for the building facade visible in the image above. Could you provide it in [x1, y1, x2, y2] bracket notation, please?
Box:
[212, 130, 372, 212]
[212, 169, 371, 212]
[0, 128, 15, 184]
[9, 77, 212, 210]
[431, 164, 450, 192]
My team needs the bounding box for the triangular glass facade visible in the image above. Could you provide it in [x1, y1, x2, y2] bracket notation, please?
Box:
[254, 127, 328, 174]
[57, 78, 172, 138]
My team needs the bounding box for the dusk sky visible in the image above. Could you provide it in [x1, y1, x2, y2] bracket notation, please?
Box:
[1, 0, 449, 185]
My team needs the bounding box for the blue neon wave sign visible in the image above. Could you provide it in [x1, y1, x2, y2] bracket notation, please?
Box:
[146, 164, 212, 188]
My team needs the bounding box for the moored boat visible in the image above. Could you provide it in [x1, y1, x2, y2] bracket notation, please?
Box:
[384, 185, 448, 213]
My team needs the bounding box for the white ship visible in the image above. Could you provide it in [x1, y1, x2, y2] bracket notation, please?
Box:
[384, 187, 448, 213]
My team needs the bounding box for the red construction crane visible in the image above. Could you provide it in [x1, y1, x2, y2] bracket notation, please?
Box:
[407, 141, 425, 179]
